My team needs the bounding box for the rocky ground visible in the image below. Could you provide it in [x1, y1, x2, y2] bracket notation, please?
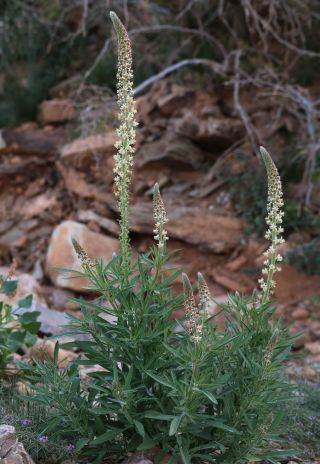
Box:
[0, 79, 320, 463]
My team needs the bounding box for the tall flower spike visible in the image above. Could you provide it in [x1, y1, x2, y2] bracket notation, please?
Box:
[197, 272, 212, 312]
[259, 147, 285, 304]
[182, 273, 202, 342]
[110, 12, 137, 276]
[153, 183, 168, 252]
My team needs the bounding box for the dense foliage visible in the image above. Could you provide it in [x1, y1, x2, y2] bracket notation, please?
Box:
[0, 272, 40, 372]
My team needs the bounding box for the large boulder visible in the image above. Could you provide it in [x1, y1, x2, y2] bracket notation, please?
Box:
[45, 220, 120, 292]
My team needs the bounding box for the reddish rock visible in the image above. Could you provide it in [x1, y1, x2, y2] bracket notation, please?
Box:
[226, 254, 247, 272]
[45, 220, 119, 292]
[173, 111, 243, 150]
[157, 85, 195, 116]
[274, 264, 320, 303]
[130, 203, 244, 253]
[38, 98, 76, 125]
[211, 267, 256, 293]
[77, 209, 120, 236]
[305, 341, 320, 355]
[17, 192, 58, 218]
[292, 307, 309, 320]
[167, 212, 244, 253]
[1, 124, 67, 157]
[29, 339, 76, 369]
[60, 131, 117, 169]
[136, 131, 206, 169]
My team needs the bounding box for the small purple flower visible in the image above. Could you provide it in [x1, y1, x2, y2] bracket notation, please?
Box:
[21, 419, 33, 426]
[65, 444, 76, 453]
[39, 436, 49, 444]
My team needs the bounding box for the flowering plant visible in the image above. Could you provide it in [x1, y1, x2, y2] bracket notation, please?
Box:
[24, 11, 294, 464]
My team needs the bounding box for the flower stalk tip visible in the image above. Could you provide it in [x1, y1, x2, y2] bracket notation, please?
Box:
[111, 11, 137, 276]
[259, 146, 285, 303]
[153, 183, 168, 252]
[197, 272, 212, 311]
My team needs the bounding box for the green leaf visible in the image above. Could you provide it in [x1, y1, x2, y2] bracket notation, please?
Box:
[133, 419, 145, 438]
[1, 280, 18, 295]
[7, 331, 26, 351]
[53, 341, 60, 364]
[143, 411, 174, 421]
[18, 311, 40, 324]
[179, 442, 191, 464]
[91, 428, 123, 445]
[137, 436, 158, 451]
[76, 437, 90, 451]
[22, 321, 41, 334]
[208, 420, 240, 434]
[169, 415, 183, 436]
[18, 294, 33, 308]
[146, 371, 175, 389]
[192, 388, 218, 404]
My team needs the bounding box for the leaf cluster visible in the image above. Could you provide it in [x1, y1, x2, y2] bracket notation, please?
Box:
[24, 247, 294, 463]
[0, 276, 40, 372]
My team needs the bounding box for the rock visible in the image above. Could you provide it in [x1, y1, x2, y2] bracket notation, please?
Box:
[304, 366, 318, 382]
[38, 99, 75, 125]
[29, 339, 76, 368]
[274, 264, 320, 303]
[0, 425, 16, 457]
[211, 268, 256, 293]
[1, 125, 67, 157]
[226, 254, 247, 272]
[60, 131, 117, 169]
[79, 364, 108, 381]
[173, 111, 243, 150]
[57, 162, 102, 199]
[130, 204, 243, 253]
[0, 272, 47, 307]
[305, 341, 320, 355]
[0, 425, 34, 463]
[15, 301, 70, 336]
[122, 452, 153, 464]
[3, 442, 35, 464]
[15, 382, 31, 396]
[40, 286, 76, 312]
[157, 85, 195, 116]
[45, 220, 120, 291]
[136, 131, 206, 169]
[167, 211, 243, 253]
[292, 307, 309, 320]
[18, 192, 58, 218]
[77, 210, 120, 236]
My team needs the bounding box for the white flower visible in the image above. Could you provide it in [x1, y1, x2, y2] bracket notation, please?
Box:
[259, 147, 285, 303]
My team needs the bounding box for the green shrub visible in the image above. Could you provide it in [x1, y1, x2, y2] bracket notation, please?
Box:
[22, 12, 294, 464]
[0, 271, 40, 372]
[286, 237, 320, 275]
